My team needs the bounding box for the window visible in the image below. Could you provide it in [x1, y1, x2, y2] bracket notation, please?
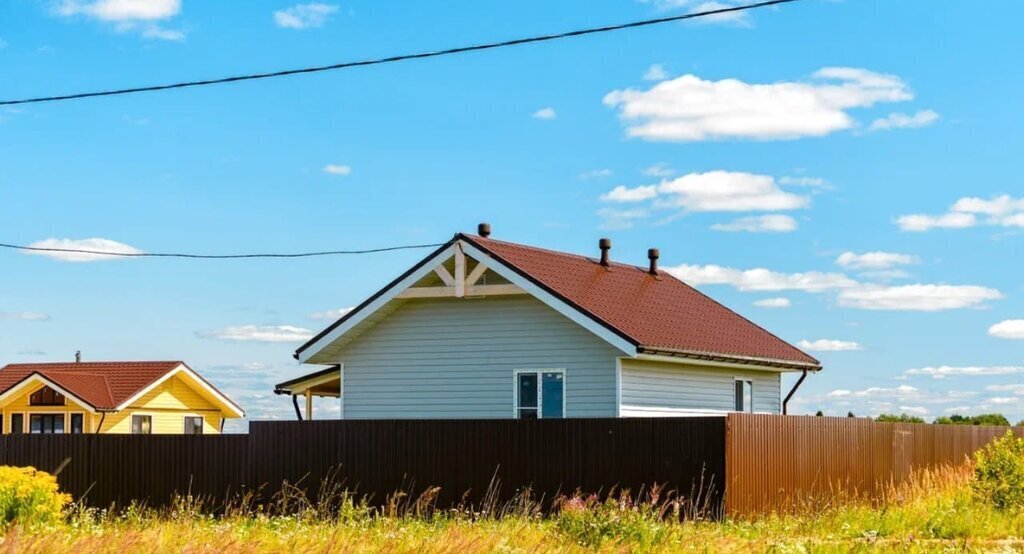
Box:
[10, 413, 24, 434]
[515, 370, 565, 419]
[131, 415, 152, 435]
[735, 379, 753, 413]
[30, 414, 64, 434]
[29, 386, 65, 406]
[70, 413, 84, 434]
[184, 416, 204, 435]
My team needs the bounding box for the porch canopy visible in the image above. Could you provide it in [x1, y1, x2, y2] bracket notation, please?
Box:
[273, 365, 340, 420]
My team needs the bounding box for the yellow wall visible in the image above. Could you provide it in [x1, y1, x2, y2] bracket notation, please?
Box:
[1, 375, 226, 435]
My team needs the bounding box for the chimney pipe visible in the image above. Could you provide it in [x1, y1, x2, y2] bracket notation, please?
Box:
[477, 222, 491, 238]
[598, 238, 612, 267]
[75, 350, 81, 363]
[647, 248, 660, 275]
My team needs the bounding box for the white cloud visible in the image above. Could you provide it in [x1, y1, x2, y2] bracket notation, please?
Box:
[835, 251, 918, 270]
[711, 214, 798, 233]
[778, 176, 830, 188]
[57, 0, 181, 21]
[55, 0, 185, 40]
[643, 64, 669, 81]
[197, 325, 314, 343]
[897, 195, 1024, 232]
[274, 3, 339, 29]
[899, 406, 929, 415]
[905, 365, 1024, 379]
[22, 238, 143, 262]
[989, 320, 1024, 340]
[869, 110, 939, 131]
[0, 311, 50, 321]
[308, 307, 354, 321]
[828, 385, 919, 399]
[323, 164, 351, 176]
[645, 171, 809, 212]
[837, 284, 1002, 311]
[666, 264, 857, 292]
[986, 384, 1024, 395]
[604, 67, 913, 142]
[798, 339, 863, 352]
[643, 162, 675, 178]
[600, 185, 659, 203]
[532, 107, 557, 120]
[597, 208, 649, 230]
[753, 297, 790, 308]
[579, 169, 613, 180]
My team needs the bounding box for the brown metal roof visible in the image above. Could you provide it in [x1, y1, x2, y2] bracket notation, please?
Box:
[0, 361, 188, 410]
[462, 234, 820, 368]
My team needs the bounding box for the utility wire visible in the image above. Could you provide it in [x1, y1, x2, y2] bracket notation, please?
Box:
[0, 241, 445, 259]
[0, 0, 797, 106]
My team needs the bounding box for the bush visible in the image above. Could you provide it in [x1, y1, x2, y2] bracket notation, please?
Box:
[876, 413, 925, 423]
[935, 414, 1010, 426]
[0, 466, 72, 527]
[973, 431, 1024, 511]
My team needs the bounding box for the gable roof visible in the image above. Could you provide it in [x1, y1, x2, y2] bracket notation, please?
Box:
[296, 233, 821, 370]
[463, 234, 819, 368]
[0, 361, 245, 415]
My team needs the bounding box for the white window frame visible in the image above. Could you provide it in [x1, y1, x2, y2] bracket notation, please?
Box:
[513, 369, 567, 419]
[67, 411, 88, 434]
[734, 378, 754, 413]
[131, 413, 154, 435]
[182, 414, 205, 435]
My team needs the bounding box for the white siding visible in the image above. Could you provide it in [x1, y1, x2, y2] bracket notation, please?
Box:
[619, 358, 781, 416]
[331, 295, 621, 419]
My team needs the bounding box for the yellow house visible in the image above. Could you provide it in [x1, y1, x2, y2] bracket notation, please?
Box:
[0, 361, 244, 434]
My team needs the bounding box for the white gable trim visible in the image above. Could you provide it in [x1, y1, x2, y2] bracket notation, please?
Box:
[115, 364, 246, 418]
[457, 241, 636, 355]
[0, 374, 100, 414]
[298, 244, 458, 363]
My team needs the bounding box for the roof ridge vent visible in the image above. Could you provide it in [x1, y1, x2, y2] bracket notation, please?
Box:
[598, 238, 611, 267]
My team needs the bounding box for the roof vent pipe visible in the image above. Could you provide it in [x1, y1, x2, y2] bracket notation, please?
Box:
[478, 223, 491, 238]
[75, 350, 81, 363]
[599, 238, 611, 267]
[648, 248, 660, 275]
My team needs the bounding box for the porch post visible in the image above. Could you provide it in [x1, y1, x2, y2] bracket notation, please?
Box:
[305, 389, 313, 421]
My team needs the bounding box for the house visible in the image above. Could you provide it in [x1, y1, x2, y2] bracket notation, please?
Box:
[0, 361, 244, 434]
[276, 224, 821, 420]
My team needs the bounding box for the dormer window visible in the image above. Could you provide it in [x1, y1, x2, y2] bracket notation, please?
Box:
[29, 386, 65, 406]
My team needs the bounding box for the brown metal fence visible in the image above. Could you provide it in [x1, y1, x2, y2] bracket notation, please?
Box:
[724, 413, 1024, 516]
[0, 417, 726, 512]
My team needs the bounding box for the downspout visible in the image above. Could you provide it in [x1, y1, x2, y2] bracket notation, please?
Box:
[292, 394, 303, 421]
[96, 412, 107, 433]
[782, 370, 809, 415]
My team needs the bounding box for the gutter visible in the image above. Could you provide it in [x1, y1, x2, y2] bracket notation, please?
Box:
[782, 369, 810, 415]
[636, 346, 822, 372]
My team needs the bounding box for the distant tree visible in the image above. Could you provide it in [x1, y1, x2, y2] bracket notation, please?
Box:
[876, 413, 925, 424]
[1018, 420, 1024, 428]
[847, 411, 856, 418]
[815, 410, 824, 417]
[934, 414, 1010, 426]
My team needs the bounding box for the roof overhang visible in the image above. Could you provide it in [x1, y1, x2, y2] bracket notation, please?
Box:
[274, 365, 341, 396]
[0, 372, 104, 414]
[116, 363, 246, 418]
[635, 348, 823, 372]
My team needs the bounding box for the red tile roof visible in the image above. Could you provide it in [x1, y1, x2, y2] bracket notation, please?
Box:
[0, 361, 185, 410]
[463, 234, 820, 368]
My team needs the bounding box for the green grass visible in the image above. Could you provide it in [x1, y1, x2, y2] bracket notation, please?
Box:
[3, 465, 1024, 553]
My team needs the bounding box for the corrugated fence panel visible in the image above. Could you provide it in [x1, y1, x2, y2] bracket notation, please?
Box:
[0, 418, 726, 512]
[725, 414, 1023, 516]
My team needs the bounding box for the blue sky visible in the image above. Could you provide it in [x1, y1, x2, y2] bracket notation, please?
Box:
[1, 0, 1022, 429]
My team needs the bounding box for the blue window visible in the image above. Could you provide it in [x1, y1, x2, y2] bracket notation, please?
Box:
[515, 370, 565, 419]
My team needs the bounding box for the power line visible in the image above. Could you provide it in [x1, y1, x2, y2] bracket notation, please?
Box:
[0, 241, 445, 259]
[0, 0, 798, 106]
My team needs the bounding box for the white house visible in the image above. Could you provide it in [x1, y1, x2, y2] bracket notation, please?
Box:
[276, 224, 821, 420]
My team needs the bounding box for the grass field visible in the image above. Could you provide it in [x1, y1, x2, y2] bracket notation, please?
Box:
[3, 464, 1024, 553]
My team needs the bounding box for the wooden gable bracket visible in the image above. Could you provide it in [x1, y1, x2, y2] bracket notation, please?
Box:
[397, 241, 526, 299]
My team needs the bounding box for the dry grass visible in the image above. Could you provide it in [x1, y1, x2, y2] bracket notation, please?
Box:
[3, 464, 1023, 553]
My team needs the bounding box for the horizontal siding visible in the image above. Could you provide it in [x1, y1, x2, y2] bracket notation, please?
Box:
[620, 358, 781, 415]
[332, 295, 620, 419]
